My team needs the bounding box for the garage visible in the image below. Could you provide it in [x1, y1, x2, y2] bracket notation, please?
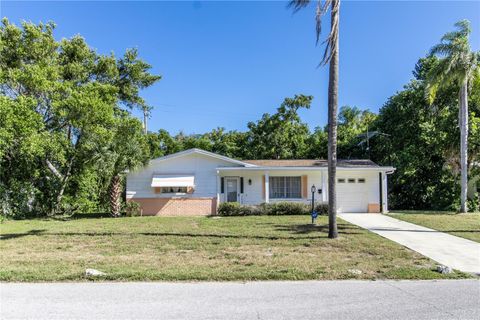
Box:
[336, 173, 381, 213]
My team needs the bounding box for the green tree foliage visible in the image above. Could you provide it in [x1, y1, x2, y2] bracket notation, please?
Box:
[245, 94, 312, 159]
[2, 19, 478, 218]
[425, 20, 479, 212]
[372, 56, 480, 211]
[303, 106, 378, 160]
[146, 128, 246, 159]
[337, 106, 377, 159]
[145, 96, 313, 161]
[104, 114, 150, 217]
[305, 127, 328, 159]
[0, 19, 159, 217]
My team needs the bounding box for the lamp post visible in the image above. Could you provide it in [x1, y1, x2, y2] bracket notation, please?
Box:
[311, 184, 317, 224]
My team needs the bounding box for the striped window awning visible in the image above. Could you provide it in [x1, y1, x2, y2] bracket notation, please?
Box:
[151, 175, 195, 187]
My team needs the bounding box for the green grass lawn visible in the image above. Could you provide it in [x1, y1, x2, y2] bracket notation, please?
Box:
[389, 211, 480, 243]
[0, 215, 472, 282]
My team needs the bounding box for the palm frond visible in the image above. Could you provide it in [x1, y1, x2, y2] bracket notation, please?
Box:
[315, 0, 331, 44]
[289, 0, 340, 66]
[426, 20, 478, 103]
[287, 0, 311, 13]
[454, 19, 471, 36]
[440, 21, 470, 43]
[320, 0, 339, 66]
[425, 58, 450, 104]
[425, 82, 440, 105]
[430, 43, 453, 57]
[315, 2, 322, 44]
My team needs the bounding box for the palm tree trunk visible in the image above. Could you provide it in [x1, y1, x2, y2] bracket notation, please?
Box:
[328, 0, 340, 239]
[109, 174, 122, 217]
[459, 79, 468, 213]
[143, 110, 148, 135]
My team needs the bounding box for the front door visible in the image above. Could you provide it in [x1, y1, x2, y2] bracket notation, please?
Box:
[226, 177, 239, 202]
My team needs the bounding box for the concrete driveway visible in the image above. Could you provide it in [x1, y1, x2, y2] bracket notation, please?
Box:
[339, 214, 480, 274]
[1, 280, 479, 320]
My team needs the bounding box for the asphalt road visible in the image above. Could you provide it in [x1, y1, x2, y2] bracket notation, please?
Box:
[1, 280, 479, 320]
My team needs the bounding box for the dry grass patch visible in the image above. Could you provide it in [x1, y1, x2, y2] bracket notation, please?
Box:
[0, 215, 472, 281]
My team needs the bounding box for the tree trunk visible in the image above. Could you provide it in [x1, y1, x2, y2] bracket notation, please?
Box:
[109, 174, 122, 217]
[51, 177, 68, 216]
[328, 0, 340, 239]
[143, 110, 148, 135]
[48, 157, 74, 216]
[459, 80, 468, 213]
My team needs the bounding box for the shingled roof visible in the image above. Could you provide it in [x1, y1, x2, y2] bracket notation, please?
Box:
[242, 159, 379, 168]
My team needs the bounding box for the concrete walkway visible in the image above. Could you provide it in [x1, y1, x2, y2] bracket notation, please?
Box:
[1, 280, 479, 319]
[339, 214, 480, 274]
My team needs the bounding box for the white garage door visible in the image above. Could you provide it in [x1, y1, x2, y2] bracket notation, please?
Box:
[337, 177, 369, 213]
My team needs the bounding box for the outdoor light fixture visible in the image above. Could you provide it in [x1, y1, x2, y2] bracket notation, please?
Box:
[248, 179, 252, 185]
[311, 185, 317, 194]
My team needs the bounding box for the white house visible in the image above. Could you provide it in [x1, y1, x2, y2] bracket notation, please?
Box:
[126, 148, 395, 216]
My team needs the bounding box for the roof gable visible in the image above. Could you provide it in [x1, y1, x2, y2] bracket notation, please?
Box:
[150, 148, 256, 167]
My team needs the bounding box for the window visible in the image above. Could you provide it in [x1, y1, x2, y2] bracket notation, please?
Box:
[338, 178, 346, 183]
[358, 178, 366, 183]
[348, 178, 355, 183]
[160, 187, 188, 194]
[270, 176, 301, 199]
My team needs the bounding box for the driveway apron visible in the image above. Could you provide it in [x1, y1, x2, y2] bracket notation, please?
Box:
[339, 213, 480, 274]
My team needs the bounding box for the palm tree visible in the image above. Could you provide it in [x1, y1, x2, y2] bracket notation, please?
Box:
[289, 0, 340, 238]
[107, 115, 149, 217]
[141, 104, 152, 135]
[426, 20, 479, 213]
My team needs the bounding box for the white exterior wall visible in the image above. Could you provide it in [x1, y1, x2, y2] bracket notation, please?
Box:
[126, 153, 242, 199]
[234, 170, 324, 205]
[126, 150, 386, 214]
[219, 169, 381, 211]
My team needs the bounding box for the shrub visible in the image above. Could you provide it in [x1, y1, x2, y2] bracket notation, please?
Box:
[260, 202, 309, 215]
[217, 201, 329, 216]
[217, 202, 241, 216]
[217, 202, 260, 216]
[467, 195, 479, 213]
[315, 203, 329, 215]
[124, 201, 142, 217]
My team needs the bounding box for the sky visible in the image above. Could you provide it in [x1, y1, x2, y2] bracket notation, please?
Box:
[1, 0, 479, 134]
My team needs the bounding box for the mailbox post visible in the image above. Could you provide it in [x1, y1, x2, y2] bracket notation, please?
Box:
[311, 184, 317, 224]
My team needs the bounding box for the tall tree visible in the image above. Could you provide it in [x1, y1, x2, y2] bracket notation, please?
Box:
[336, 106, 377, 159]
[115, 48, 161, 134]
[102, 114, 149, 217]
[372, 56, 480, 211]
[0, 19, 160, 216]
[289, 0, 341, 238]
[246, 94, 312, 159]
[425, 20, 479, 213]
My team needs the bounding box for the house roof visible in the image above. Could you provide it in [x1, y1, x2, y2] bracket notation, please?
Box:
[148, 148, 395, 172]
[150, 148, 256, 167]
[242, 159, 380, 168]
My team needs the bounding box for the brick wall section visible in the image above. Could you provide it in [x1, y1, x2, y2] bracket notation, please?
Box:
[128, 198, 217, 216]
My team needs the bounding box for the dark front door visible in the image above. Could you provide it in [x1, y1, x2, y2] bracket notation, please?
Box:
[226, 178, 238, 202]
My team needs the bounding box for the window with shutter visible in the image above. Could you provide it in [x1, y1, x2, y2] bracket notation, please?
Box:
[269, 176, 302, 199]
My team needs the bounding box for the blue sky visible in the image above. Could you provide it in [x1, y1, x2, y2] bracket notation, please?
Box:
[2, 1, 479, 134]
